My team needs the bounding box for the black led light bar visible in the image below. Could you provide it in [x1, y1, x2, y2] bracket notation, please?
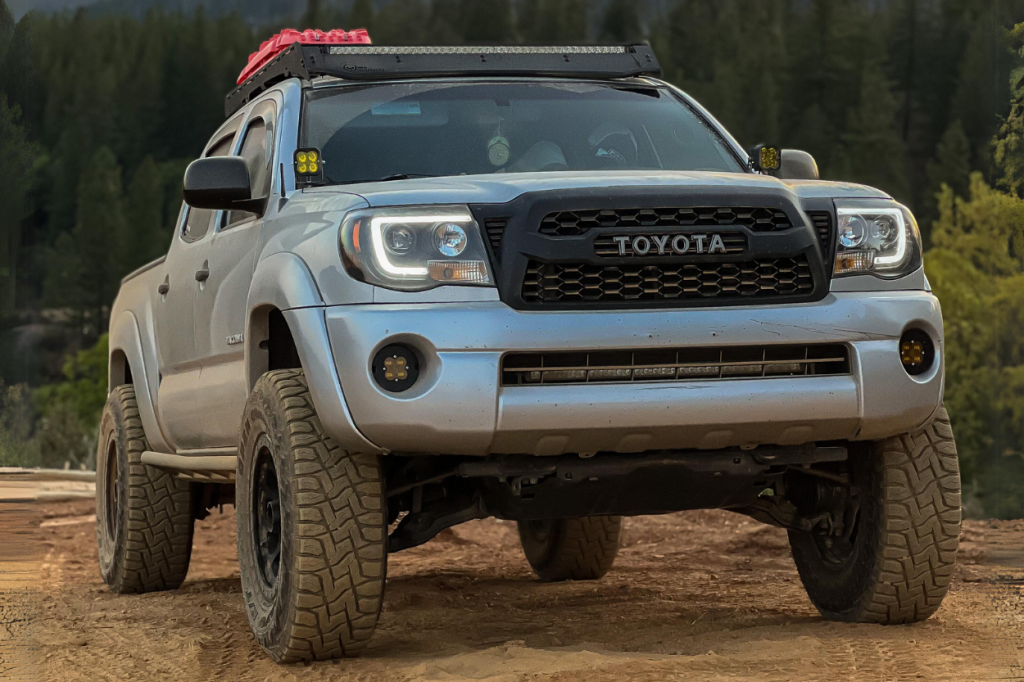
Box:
[226, 43, 661, 116]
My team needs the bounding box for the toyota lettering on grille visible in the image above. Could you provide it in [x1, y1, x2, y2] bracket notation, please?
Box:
[610, 233, 730, 257]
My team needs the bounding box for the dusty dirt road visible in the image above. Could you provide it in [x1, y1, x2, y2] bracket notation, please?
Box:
[2, 498, 1023, 682]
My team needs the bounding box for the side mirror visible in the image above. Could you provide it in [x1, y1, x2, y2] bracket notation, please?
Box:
[183, 157, 267, 216]
[778, 150, 819, 181]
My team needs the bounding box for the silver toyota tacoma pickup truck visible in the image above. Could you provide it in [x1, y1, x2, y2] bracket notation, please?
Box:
[96, 38, 961, 663]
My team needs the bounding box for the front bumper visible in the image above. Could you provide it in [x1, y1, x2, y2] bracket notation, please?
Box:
[306, 291, 943, 456]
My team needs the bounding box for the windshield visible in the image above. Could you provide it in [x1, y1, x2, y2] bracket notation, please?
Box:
[300, 81, 746, 184]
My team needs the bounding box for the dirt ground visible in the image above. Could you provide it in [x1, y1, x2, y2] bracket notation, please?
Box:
[2, 498, 1023, 682]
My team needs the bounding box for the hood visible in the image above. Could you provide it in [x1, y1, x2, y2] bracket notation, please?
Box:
[302, 171, 891, 208]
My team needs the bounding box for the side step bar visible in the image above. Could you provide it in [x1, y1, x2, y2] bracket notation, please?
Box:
[141, 449, 237, 483]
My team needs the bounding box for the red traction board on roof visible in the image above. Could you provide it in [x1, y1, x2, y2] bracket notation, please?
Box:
[237, 28, 372, 85]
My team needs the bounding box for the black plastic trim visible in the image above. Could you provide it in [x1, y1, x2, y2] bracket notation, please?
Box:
[227, 43, 661, 116]
[471, 187, 835, 312]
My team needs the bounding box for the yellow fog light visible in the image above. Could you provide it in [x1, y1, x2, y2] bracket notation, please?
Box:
[899, 329, 934, 377]
[373, 344, 420, 393]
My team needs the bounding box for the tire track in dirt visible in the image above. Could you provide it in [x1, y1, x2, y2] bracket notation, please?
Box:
[9, 500, 1024, 681]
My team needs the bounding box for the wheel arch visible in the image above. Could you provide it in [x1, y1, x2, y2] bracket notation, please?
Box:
[108, 309, 172, 453]
[244, 252, 382, 454]
[245, 251, 324, 394]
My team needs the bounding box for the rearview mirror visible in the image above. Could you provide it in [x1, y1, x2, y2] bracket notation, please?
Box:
[183, 157, 267, 216]
[779, 150, 819, 181]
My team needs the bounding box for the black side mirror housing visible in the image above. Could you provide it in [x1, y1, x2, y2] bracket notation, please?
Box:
[183, 157, 267, 216]
[779, 149, 819, 181]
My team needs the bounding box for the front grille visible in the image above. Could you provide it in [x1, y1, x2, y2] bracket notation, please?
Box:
[540, 207, 793, 236]
[594, 231, 747, 257]
[501, 344, 850, 386]
[522, 256, 813, 304]
[808, 211, 832, 255]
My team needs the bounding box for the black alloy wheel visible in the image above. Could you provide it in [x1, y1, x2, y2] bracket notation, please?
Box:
[253, 441, 282, 590]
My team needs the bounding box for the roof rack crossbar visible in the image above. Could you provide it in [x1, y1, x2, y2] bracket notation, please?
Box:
[225, 43, 661, 116]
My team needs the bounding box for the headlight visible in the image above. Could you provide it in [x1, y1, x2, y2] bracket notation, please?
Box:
[833, 203, 922, 278]
[339, 206, 494, 291]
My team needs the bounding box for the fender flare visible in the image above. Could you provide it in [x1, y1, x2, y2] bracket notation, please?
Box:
[245, 252, 383, 454]
[245, 251, 325, 392]
[108, 309, 172, 454]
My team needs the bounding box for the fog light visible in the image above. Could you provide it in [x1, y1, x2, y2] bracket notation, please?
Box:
[899, 329, 934, 376]
[372, 345, 420, 392]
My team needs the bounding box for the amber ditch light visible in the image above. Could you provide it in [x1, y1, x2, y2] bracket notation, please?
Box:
[750, 144, 781, 173]
[294, 148, 324, 185]
[899, 329, 934, 376]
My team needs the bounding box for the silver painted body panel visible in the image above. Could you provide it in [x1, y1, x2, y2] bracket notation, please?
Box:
[107, 75, 944, 463]
[320, 291, 943, 457]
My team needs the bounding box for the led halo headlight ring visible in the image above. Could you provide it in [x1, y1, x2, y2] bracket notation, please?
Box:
[340, 206, 495, 291]
[369, 213, 473, 277]
[833, 205, 919, 278]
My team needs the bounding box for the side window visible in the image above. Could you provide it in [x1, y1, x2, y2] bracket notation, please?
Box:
[182, 135, 235, 242]
[225, 114, 275, 228]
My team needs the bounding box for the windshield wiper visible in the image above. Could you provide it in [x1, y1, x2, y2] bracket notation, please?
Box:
[336, 173, 440, 185]
[372, 173, 439, 182]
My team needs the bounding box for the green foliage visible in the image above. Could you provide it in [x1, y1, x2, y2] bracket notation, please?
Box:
[519, 0, 587, 43]
[927, 120, 972, 206]
[349, 0, 375, 31]
[926, 174, 1024, 517]
[43, 147, 127, 336]
[0, 332, 107, 469]
[0, 381, 39, 468]
[32, 333, 108, 468]
[833, 58, 910, 201]
[599, 0, 642, 43]
[993, 23, 1024, 197]
[0, 94, 37, 312]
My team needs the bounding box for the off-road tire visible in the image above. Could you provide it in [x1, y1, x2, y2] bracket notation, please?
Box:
[789, 407, 961, 623]
[95, 385, 194, 593]
[237, 369, 387, 663]
[518, 516, 622, 582]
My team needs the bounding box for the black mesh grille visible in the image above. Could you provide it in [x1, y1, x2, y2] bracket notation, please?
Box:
[522, 257, 814, 304]
[808, 211, 832, 255]
[540, 207, 793, 236]
[484, 218, 508, 258]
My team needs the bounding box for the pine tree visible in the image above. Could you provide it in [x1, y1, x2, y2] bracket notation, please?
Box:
[928, 120, 972, 201]
[0, 95, 36, 312]
[993, 23, 1024, 198]
[949, 6, 1012, 173]
[599, 0, 643, 44]
[455, 0, 514, 43]
[832, 59, 910, 201]
[124, 157, 165, 270]
[349, 0, 374, 32]
[519, 0, 588, 43]
[0, 0, 13, 65]
[372, 0, 430, 44]
[44, 148, 126, 339]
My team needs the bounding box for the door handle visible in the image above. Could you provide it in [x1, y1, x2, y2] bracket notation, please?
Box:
[158, 277, 170, 295]
[195, 265, 210, 282]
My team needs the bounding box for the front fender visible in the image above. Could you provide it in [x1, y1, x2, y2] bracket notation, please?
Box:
[245, 252, 383, 454]
[247, 250, 325, 314]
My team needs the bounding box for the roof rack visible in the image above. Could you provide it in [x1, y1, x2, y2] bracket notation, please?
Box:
[225, 43, 661, 116]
